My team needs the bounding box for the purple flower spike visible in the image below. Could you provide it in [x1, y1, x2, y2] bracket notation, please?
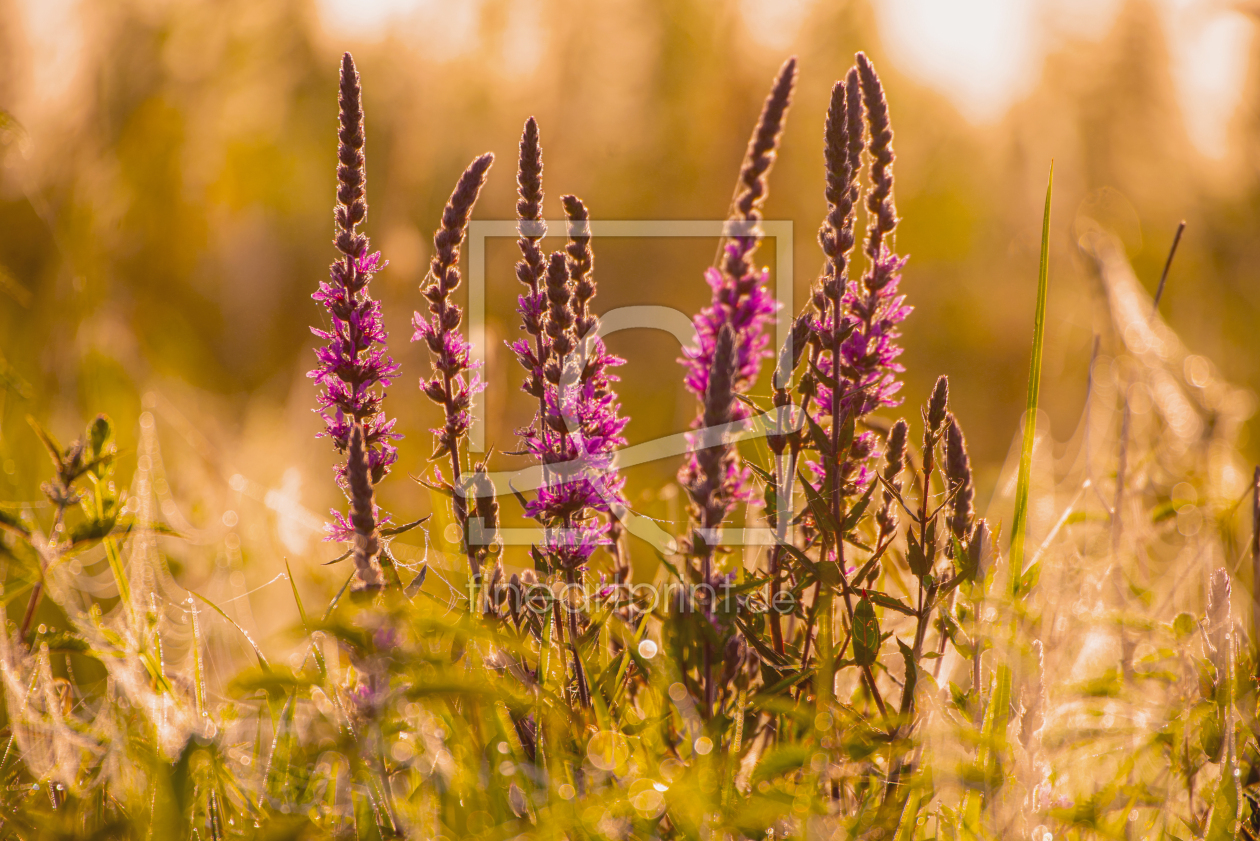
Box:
[812, 250, 911, 421]
[808, 53, 911, 503]
[505, 163, 629, 574]
[681, 243, 778, 414]
[309, 53, 401, 489]
[680, 57, 795, 554]
[413, 153, 494, 460]
[413, 152, 494, 577]
[516, 244, 629, 571]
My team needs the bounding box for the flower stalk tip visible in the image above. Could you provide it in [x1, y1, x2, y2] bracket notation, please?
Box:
[312, 51, 400, 547]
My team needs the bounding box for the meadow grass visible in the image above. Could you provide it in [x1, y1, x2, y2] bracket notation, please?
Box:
[0, 50, 1254, 841]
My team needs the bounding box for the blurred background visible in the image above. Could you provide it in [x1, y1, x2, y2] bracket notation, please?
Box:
[0, 0, 1257, 625]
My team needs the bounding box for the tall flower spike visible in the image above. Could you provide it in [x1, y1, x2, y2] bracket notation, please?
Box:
[563, 195, 598, 341]
[413, 153, 495, 458]
[514, 118, 548, 410]
[1206, 567, 1231, 675]
[310, 52, 401, 491]
[805, 57, 910, 505]
[845, 68, 864, 204]
[335, 53, 367, 255]
[857, 52, 898, 283]
[944, 414, 974, 542]
[724, 56, 798, 281]
[413, 153, 494, 576]
[347, 423, 383, 591]
[685, 324, 738, 544]
[469, 462, 500, 562]
[681, 61, 794, 542]
[817, 73, 860, 302]
[542, 251, 575, 387]
[877, 419, 908, 541]
[927, 375, 949, 434]
[516, 197, 628, 572]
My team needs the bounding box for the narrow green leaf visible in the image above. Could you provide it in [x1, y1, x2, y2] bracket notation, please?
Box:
[906, 531, 930, 578]
[897, 638, 917, 702]
[1010, 162, 1053, 584]
[103, 533, 134, 630]
[852, 597, 881, 667]
[0, 507, 29, 538]
[745, 461, 774, 484]
[807, 355, 838, 390]
[734, 392, 768, 413]
[866, 590, 915, 617]
[321, 548, 352, 566]
[797, 470, 838, 533]
[26, 415, 63, 471]
[752, 666, 816, 702]
[285, 559, 326, 680]
[380, 516, 430, 536]
[803, 411, 832, 457]
[775, 538, 817, 574]
[841, 478, 878, 533]
[87, 415, 111, 460]
[190, 590, 270, 671]
[850, 553, 881, 588]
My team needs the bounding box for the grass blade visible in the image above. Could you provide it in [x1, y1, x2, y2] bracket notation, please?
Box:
[1009, 162, 1053, 585]
[190, 589, 270, 671]
[286, 558, 326, 679]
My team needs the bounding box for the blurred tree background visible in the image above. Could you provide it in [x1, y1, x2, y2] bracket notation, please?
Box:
[0, 0, 1256, 635]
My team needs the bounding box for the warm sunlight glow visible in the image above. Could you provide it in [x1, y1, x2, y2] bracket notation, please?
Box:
[314, 0, 1255, 158]
[1166, 5, 1253, 159]
[871, 0, 1252, 156]
[874, 0, 1041, 122]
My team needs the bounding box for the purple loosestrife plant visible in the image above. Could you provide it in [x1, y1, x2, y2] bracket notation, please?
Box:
[772, 52, 911, 723]
[512, 118, 549, 426]
[413, 152, 494, 576]
[841, 53, 911, 423]
[677, 57, 796, 719]
[507, 128, 628, 574]
[803, 53, 910, 555]
[519, 238, 629, 571]
[679, 57, 796, 560]
[944, 413, 976, 544]
[506, 164, 628, 707]
[310, 53, 400, 547]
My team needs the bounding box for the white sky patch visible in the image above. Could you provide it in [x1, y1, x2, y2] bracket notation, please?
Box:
[264, 467, 322, 557]
[314, 0, 483, 61]
[1165, 5, 1253, 159]
[871, 0, 1253, 157]
[18, 0, 84, 109]
[739, 0, 815, 53]
[873, 0, 1041, 123]
[313, 0, 426, 38]
[500, 0, 546, 79]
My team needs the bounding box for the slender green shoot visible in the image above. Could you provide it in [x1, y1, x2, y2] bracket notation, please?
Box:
[1009, 162, 1053, 585]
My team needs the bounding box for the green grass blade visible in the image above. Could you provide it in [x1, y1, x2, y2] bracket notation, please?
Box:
[961, 665, 1011, 825]
[103, 534, 134, 629]
[285, 558, 326, 679]
[189, 597, 207, 717]
[284, 558, 309, 629]
[1009, 162, 1053, 585]
[190, 589, 270, 671]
